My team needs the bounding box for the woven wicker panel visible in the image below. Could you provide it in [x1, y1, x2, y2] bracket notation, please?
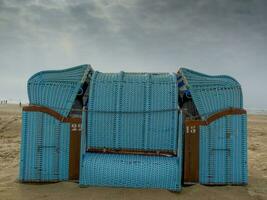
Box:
[79, 81, 183, 190]
[27, 65, 92, 117]
[19, 111, 70, 182]
[178, 68, 243, 119]
[87, 71, 178, 151]
[79, 153, 181, 191]
[199, 114, 247, 185]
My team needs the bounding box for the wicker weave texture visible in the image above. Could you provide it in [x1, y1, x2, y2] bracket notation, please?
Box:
[199, 114, 247, 185]
[80, 153, 181, 191]
[87, 71, 178, 151]
[27, 65, 92, 117]
[178, 68, 243, 119]
[19, 111, 70, 182]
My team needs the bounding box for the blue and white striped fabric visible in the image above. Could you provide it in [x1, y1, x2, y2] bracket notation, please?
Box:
[27, 64, 92, 117]
[19, 111, 70, 182]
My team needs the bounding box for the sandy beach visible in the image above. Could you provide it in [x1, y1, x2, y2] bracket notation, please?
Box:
[0, 104, 266, 200]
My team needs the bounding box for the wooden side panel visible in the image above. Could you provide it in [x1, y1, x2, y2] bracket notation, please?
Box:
[184, 125, 199, 183]
[69, 123, 81, 180]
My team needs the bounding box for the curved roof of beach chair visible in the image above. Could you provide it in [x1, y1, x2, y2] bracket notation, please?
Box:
[27, 64, 93, 117]
[178, 68, 243, 119]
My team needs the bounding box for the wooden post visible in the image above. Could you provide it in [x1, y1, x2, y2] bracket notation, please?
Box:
[184, 124, 199, 183]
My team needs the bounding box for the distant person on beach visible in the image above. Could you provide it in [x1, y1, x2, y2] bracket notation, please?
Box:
[19, 102, 22, 107]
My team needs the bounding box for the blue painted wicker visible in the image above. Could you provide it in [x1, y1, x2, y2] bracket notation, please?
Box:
[80, 111, 183, 191]
[80, 71, 182, 191]
[20, 65, 92, 182]
[87, 71, 178, 151]
[179, 68, 247, 185]
[80, 153, 181, 191]
[19, 111, 70, 182]
[178, 68, 243, 119]
[199, 114, 247, 185]
[27, 64, 92, 117]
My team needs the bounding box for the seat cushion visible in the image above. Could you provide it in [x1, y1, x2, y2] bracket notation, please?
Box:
[79, 153, 181, 191]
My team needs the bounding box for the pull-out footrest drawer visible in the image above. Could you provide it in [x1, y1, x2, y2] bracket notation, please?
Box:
[79, 153, 181, 191]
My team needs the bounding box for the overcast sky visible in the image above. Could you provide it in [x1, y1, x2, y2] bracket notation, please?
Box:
[0, 0, 266, 109]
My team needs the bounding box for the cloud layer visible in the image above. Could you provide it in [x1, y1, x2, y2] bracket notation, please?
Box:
[0, 0, 267, 108]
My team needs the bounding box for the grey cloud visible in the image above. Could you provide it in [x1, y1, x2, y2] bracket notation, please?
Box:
[0, 0, 267, 108]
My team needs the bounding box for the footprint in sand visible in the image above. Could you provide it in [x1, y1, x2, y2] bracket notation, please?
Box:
[0, 117, 18, 133]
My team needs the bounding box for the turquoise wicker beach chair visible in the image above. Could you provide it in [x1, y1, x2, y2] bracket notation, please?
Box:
[178, 68, 247, 185]
[79, 71, 183, 191]
[19, 65, 92, 182]
[19, 64, 247, 189]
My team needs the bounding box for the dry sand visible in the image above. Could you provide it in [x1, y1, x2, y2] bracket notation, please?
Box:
[0, 104, 266, 200]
